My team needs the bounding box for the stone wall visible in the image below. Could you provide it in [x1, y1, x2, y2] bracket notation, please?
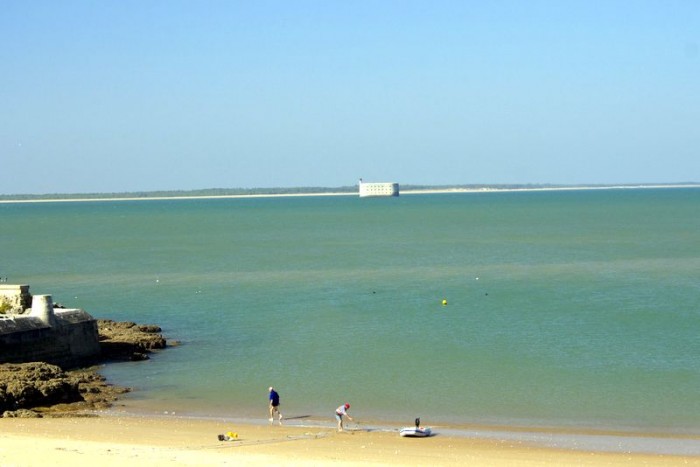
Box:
[0, 288, 101, 369]
[0, 313, 101, 369]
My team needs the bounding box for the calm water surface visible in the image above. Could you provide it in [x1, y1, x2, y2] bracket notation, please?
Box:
[1, 188, 698, 433]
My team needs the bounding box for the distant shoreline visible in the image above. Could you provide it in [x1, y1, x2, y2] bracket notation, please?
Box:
[400, 183, 700, 195]
[0, 183, 698, 204]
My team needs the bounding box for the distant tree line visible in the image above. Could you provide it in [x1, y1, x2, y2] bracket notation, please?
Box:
[1, 183, 697, 201]
[0, 186, 358, 200]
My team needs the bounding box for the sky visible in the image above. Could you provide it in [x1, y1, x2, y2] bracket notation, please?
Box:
[1, 1, 699, 194]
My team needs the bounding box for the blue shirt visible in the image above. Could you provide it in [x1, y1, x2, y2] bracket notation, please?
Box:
[269, 390, 280, 406]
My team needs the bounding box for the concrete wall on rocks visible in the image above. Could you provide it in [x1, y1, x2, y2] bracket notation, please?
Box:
[0, 288, 101, 369]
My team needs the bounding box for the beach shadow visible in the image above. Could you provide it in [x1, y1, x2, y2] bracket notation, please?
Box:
[283, 415, 311, 420]
[399, 433, 437, 438]
[347, 426, 374, 433]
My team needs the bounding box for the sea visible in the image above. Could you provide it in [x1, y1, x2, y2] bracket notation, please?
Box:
[1, 188, 699, 438]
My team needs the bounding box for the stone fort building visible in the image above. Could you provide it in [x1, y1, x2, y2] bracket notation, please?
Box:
[0, 285, 101, 369]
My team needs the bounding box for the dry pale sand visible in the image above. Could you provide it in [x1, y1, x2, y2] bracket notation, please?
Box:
[1, 416, 698, 466]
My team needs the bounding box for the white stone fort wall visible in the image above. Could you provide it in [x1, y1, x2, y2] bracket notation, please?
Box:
[359, 182, 399, 197]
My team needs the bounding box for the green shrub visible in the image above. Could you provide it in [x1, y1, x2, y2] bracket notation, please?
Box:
[0, 301, 12, 314]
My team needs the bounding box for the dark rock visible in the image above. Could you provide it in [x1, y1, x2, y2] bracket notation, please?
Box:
[0, 362, 83, 413]
[3, 408, 43, 418]
[0, 319, 169, 417]
[97, 319, 166, 361]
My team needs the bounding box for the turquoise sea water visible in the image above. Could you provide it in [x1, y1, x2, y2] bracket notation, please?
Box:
[1, 188, 699, 434]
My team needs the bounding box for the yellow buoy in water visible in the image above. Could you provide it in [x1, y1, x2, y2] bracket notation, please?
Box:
[441, 299, 448, 306]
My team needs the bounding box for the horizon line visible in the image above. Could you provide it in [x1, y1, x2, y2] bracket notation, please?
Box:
[1, 182, 699, 204]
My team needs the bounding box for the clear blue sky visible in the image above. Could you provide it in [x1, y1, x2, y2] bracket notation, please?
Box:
[2, 1, 698, 194]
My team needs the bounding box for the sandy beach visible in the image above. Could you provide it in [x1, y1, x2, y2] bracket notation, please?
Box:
[1, 414, 698, 466]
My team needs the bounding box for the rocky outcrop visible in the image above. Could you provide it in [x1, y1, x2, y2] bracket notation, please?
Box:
[0, 319, 169, 417]
[0, 362, 129, 416]
[97, 319, 167, 361]
[0, 363, 81, 414]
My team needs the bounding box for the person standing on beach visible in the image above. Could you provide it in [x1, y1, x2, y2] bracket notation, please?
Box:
[335, 403, 353, 431]
[268, 387, 282, 424]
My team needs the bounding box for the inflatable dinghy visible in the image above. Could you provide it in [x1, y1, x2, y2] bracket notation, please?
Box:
[399, 426, 432, 437]
[399, 418, 432, 437]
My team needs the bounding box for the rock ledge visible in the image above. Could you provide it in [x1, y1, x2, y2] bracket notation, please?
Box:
[0, 319, 168, 417]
